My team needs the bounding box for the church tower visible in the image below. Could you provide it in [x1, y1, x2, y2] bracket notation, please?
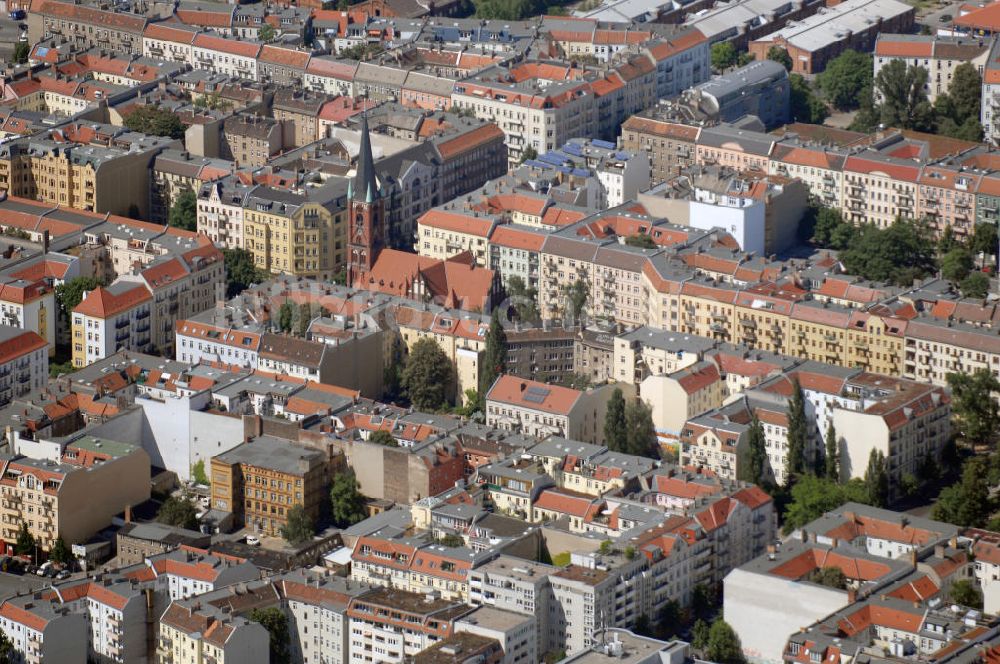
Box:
[347, 112, 384, 285]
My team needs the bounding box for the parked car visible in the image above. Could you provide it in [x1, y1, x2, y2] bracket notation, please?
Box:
[8, 10, 25, 20]
[56, 569, 71, 580]
[245, 534, 261, 547]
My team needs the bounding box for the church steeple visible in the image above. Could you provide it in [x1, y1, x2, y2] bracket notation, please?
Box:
[353, 112, 379, 203]
[347, 109, 385, 286]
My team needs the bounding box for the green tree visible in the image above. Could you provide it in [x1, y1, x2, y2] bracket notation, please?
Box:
[49, 536, 71, 564]
[625, 233, 656, 249]
[259, 23, 276, 42]
[711, 42, 737, 72]
[479, 311, 507, 407]
[932, 457, 993, 527]
[12, 41, 28, 65]
[168, 189, 197, 232]
[950, 578, 984, 609]
[624, 397, 658, 458]
[14, 523, 34, 557]
[223, 248, 268, 297]
[55, 276, 104, 320]
[973, 223, 998, 266]
[0, 629, 13, 663]
[736, 52, 755, 67]
[789, 74, 829, 124]
[938, 225, 961, 255]
[191, 460, 208, 485]
[947, 369, 1000, 445]
[564, 279, 588, 321]
[947, 62, 983, 124]
[691, 619, 711, 650]
[739, 415, 766, 485]
[941, 246, 974, 283]
[786, 379, 808, 481]
[401, 337, 455, 410]
[849, 89, 881, 132]
[280, 504, 315, 546]
[938, 116, 984, 141]
[876, 61, 935, 131]
[706, 619, 745, 664]
[437, 533, 465, 547]
[249, 607, 290, 664]
[330, 469, 367, 528]
[767, 46, 793, 71]
[368, 430, 399, 447]
[278, 301, 294, 333]
[604, 388, 628, 453]
[157, 496, 199, 530]
[961, 271, 991, 298]
[807, 566, 847, 589]
[864, 449, 889, 508]
[810, 206, 854, 248]
[840, 219, 937, 286]
[124, 105, 185, 139]
[518, 146, 538, 164]
[294, 303, 314, 337]
[506, 276, 539, 322]
[816, 50, 873, 110]
[824, 421, 839, 482]
[783, 475, 871, 533]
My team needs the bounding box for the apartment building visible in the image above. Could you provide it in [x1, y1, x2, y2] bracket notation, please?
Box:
[142, 21, 201, 63]
[157, 601, 269, 664]
[875, 34, 990, 103]
[210, 435, 330, 537]
[150, 150, 233, 224]
[0, 436, 150, 552]
[0, 255, 73, 353]
[71, 282, 153, 368]
[29, 0, 147, 54]
[223, 115, 284, 168]
[685, 60, 790, 129]
[175, 314, 266, 374]
[197, 178, 256, 250]
[621, 112, 701, 184]
[0, 123, 175, 218]
[191, 34, 261, 80]
[467, 556, 554, 653]
[0, 597, 86, 664]
[273, 89, 332, 148]
[681, 366, 951, 496]
[748, 0, 915, 74]
[243, 183, 348, 280]
[450, 59, 654, 164]
[0, 327, 48, 406]
[346, 587, 471, 663]
[128, 243, 226, 354]
[144, 549, 262, 601]
[485, 375, 619, 445]
[277, 569, 373, 664]
[46, 574, 165, 664]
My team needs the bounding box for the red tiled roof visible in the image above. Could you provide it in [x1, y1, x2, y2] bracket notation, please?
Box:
[0, 330, 46, 364]
[486, 374, 581, 415]
[73, 285, 151, 319]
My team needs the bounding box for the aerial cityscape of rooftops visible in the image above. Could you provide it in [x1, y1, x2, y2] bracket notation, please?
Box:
[8, 0, 1000, 661]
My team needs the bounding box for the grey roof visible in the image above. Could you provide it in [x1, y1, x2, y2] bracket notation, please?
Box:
[215, 436, 325, 474]
[756, 0, 914, 51]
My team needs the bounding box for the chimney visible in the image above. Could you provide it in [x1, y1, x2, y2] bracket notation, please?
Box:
[124, 504, 132, 524]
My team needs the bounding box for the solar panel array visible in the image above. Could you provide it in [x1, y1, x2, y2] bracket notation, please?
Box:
[524, 386, 551, 404]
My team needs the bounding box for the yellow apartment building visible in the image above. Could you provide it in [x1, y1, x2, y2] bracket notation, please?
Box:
[243, 189, 347, 280]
